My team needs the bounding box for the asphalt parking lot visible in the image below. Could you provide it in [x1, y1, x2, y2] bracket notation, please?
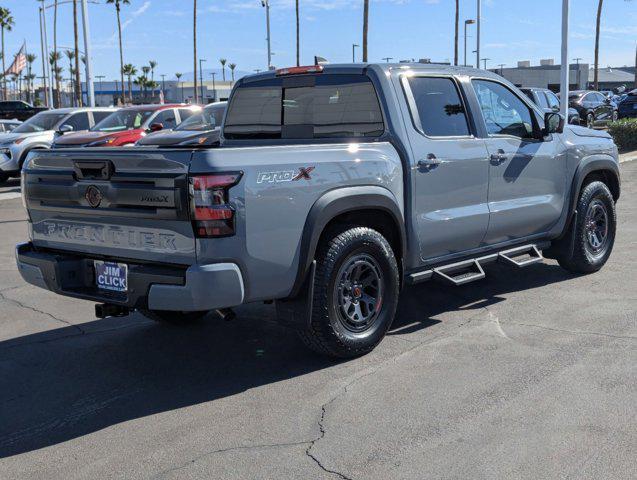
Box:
[0, 162, 635, 479]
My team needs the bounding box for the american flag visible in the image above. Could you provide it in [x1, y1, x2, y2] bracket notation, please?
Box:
[5, 43, 26, 76]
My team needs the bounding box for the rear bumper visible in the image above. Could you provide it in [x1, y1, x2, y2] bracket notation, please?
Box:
[15, 242, 245, 311]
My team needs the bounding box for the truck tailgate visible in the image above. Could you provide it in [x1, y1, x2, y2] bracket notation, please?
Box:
[23, 149, 196, 265]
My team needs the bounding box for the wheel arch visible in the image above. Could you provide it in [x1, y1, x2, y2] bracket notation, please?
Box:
[289, 186, 406, 298]
[19, 144, 50, 168]
[568, 156, 620, 221]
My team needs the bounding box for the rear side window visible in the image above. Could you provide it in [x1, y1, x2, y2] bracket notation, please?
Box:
[406, 77, 470, 137]
[224, 74, 384, 139]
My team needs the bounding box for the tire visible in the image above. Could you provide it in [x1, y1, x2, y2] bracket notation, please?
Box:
[556, 181, 616, 274]
[298, 227, 400, 358]
[139, 309, 208, 324]
[0, 171, 8, 183]
[586, 113, 595, 129]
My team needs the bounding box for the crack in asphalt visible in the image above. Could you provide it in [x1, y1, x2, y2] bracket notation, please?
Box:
[0, 291, 86, 335]
[508, 322, 637, 341]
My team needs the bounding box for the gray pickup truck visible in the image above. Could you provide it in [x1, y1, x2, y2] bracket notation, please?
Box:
[16, 64, 620, 358]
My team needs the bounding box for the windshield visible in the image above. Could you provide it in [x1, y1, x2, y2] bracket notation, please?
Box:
[92, 109, 154, 132]
[176, 106, 223, 131]
[13, 112, 67, 133]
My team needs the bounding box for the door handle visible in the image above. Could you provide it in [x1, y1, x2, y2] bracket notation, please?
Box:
[489, 149, 508, 165]
[417, 153, 443, 170]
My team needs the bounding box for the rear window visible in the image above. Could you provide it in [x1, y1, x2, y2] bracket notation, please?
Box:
[223, 74, 384, 139]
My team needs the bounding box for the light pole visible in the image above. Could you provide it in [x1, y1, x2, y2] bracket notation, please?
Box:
[261, 0, 272, 69]
[464, 19, 475, 67]
[39, 2, 54, 107]
[476, 0, 481, 69]
[210, 72, 216, 102]
[80, 0, 94, 106]
[160, 74, 166, 102]
[352, 44, 359, 63]
[38, 5, 49, 106]
[498, 63, 505, 76]
[198, 58, 206, 104]
[95, 74, 104, 105]
[559, 0, 570, 120]
[482, 58, 490, 70]
[382, 57, 393, 63]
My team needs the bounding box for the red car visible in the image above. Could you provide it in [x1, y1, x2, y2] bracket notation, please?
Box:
[52, 104, 199, 148]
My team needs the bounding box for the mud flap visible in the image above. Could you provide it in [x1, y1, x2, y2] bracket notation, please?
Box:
[275, 261, 316, 330]
[544, 210, 578, 260]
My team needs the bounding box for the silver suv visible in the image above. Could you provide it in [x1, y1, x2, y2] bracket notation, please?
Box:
[0, 107, 116, 182]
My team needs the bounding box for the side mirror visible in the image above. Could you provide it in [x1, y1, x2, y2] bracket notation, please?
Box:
[149, 122, 163, 132]
[58, 124, 74, 134]
[544, 112, 565, 135]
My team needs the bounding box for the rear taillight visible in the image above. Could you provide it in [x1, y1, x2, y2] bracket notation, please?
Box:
[189, 172, 242, 238]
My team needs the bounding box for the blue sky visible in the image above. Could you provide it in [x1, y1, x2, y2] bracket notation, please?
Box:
[2, 0, 636, 81]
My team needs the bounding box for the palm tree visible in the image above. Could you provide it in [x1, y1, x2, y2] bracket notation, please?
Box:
[295, 0, 300, 66]
[0, 8, 15, 101]
[175, 72, 183, 101]
[141, 66, 150, 97]
[594, 0, 633, 90]
[72, 0, 82, 106]
[362, 0, 369, 62]
[229, 63, 236, 83]
[122, 64, 137, 102]
[25, 53, 36, 103]
[53, 0, 60, 107]
[219, 58, 227, 81]
[149, 60, 157, 96]
[106, 0, 130, 104]
[453, 0, 459, 66]
[193, 0, 198, 103]
[65, 50, 75, 106]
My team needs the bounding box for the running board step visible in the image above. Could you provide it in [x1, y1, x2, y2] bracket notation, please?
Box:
[433, 259, 485, 286]
[498, 245, 543, 268]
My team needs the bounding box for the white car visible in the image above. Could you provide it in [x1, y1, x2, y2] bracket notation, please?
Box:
[0, 107, 116, 183]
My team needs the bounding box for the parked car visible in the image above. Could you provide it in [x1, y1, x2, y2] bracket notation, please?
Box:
[52, 104, 197, 148]
[520, 87, 580, 124]
[17, 64, 620, 358]
[564, 90, 618, 128]
[0, 119, 21, 133]
[136, 102, 227, 147]
[617, 89, 637, 119]
[0, 107, 116, 182]
[0, 100, 48, 121]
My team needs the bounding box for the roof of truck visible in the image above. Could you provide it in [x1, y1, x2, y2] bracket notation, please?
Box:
[240, 62, 502, 84]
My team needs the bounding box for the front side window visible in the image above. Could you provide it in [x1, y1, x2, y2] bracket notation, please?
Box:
[545, 91, 560, 110]
[472, 80, 535, 138]
[224, 74, 384, 139]
[92, 111, 113, 124]
[63, 112, 91, 131]
[535, 91, 549, 109]
[152, 109, 178, 129]
[406, 76, 470, 137]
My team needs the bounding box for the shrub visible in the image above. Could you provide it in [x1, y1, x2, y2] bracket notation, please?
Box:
[608, 118, 637, 152]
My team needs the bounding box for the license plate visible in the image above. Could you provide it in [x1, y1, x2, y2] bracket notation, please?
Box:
[94, 261, 128, 292]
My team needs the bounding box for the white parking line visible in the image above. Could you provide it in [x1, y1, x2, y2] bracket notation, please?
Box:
[0, 192, 22, 201]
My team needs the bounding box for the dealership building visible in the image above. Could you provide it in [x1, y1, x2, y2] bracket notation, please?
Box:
[492, 59, 636, 92]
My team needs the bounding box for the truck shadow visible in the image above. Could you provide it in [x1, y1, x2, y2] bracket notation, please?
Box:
[0, 262, 574, 458]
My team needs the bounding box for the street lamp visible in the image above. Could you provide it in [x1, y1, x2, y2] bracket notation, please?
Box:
[198, 58, 206, 104]
[476, 0, 481, 69]
[261, 0, 272, 69]
[498, 63, 506, 76]
[482, 58, 490, 70]
[352, 44, 359, 63]
[382, 57, 393, 63]
[464, 19, 475, 67]
[210, 72, 216, 102]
